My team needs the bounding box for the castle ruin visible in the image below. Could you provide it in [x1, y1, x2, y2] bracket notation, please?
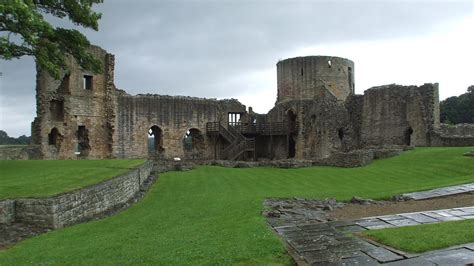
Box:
[31, 46, 474, 161]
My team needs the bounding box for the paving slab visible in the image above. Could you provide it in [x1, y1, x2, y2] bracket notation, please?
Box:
[384, 257, 435, 266]
[398, 213, 439, 224]
[301, 249, 339, 264]
[422, 248, 474, 265]
[330, 255, 380, 266]
[465, 243, 474, 251]
[402, 183, 474, 200]
[386, 218, 420, 227]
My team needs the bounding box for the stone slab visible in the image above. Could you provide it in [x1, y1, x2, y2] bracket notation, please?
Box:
[331, 256, 380, 266]
[362, 246, 404, 263]
[386, 218, 421, 227]
[399, 213, 439, 224]
[402, 183, 474, 200]
[385, 257, 435, 266]
[422, 248, 474, 265]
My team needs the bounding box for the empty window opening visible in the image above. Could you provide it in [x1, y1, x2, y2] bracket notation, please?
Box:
[228, 113, 241, 126]
[287, 109, 297, 132]
[310, 115, 316, 125]
[48, 128, 60, 146]
[59, 74, 70, 93]
[301, 68, 304, 76]
[148, 125, 164, 155]
[405, 127, 414, 146]
[183, 128, 205, 153]
[50, 100, 64, 121]
[338, 128, 344, 141]
[83, 75, 93, 90]
[328, 60, 332, 68]
[77, 125, 91, 156]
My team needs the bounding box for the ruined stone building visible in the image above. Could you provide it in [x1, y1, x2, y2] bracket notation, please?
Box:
[31, 45, 474, 161]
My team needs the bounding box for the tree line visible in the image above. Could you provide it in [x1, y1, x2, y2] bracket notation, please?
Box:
[440, 86, 474, 124]
[0, 130, 31, 145]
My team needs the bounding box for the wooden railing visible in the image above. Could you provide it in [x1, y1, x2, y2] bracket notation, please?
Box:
[207, 121, 295, 136]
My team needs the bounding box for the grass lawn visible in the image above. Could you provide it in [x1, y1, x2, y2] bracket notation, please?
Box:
[0, 159, 145, 199]
[0, 147, 473, 265]
[361, 219, 474, 253]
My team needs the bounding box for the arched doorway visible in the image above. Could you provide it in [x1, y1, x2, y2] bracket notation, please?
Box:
[148, 125, 164, 155]
[48, 127, 61, 149]
[183, 128, 205, 158]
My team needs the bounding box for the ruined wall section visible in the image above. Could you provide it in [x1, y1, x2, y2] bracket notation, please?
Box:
[32, 46, 115, 159]
[361, 83, 440, 147]
[264, 91, 357, 159]
[277, 56, 354, 103]
[114, 95, 246, 159]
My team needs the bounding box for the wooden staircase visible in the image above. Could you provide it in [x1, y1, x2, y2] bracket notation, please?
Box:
[206, 122, 255, 160]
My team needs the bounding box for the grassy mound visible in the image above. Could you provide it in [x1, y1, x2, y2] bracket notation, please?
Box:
[0, 159, 145, 199]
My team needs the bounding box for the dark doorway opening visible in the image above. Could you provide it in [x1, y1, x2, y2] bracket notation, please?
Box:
[77, 126, 90, 156]
[48, 128, 60, 147]
[287, 110, 297, 158]
[338, 128, 344, 141]
[288, 134, 296, 158]
[405, 127, 413, 146]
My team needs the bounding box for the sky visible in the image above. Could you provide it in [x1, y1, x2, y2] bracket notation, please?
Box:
[1, 0, 473, 137]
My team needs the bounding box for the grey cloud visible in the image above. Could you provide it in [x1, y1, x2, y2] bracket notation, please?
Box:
[1, 0, 472, 136]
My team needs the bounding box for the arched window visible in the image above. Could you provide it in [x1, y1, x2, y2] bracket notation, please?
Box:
[48, 128, 59, 146]
[148, 125, 164, 154]
[183, 128, 204, 152]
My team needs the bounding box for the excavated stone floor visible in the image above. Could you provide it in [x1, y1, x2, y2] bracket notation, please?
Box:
[265, 183, 474, 265]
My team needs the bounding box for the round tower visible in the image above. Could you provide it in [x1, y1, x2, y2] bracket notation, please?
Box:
[276, 56, 355, 103]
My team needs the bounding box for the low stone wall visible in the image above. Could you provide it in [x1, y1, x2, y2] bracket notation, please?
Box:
[439, 123, 474, 136]
[0, 145, 42, 160]
[431, 133, 474, 147]
[0, 161, 153, 229]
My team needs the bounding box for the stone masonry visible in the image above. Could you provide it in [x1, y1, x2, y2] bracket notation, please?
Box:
[31, 45, 474, 161]
[0, 161, 153, 229]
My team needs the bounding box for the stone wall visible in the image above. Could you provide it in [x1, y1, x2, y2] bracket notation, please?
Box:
[0, 146, 41, 160]
[277, 56, 354, 103]
[438, 123, 474, 136]
[32, 46, 115, 159]
[0, 200, 14, 224]
[265, 91, 358, 160]
[0, 161, 153, 229]
[361, 83, 439, 147]
[114, 94, 246, 159]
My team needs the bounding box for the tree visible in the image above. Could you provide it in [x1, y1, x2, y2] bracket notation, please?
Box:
[0, 0, 103, 79]
[440, 87, 474, 124]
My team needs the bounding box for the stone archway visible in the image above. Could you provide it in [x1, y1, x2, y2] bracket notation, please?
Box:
[148, 125, 164, 155]
[183, 128, 205, 159]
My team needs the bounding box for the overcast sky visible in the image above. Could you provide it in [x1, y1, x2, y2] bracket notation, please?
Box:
[1, 0, 473, 137]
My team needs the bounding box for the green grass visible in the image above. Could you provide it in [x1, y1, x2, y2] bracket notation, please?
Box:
[0, 159, 145, 199]
[361, 219, 474, 253]
[0, 147, 473, 265]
